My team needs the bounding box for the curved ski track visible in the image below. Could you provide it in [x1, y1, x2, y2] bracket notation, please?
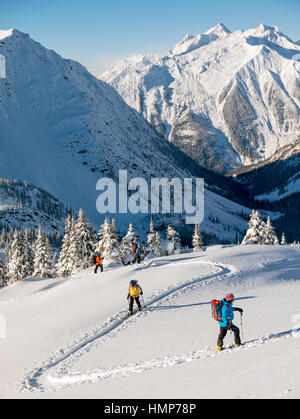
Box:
[18, 258, 237, 392]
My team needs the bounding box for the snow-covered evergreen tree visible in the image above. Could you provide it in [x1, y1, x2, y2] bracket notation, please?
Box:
[45, 237, 57, 277]
[4, 229, 13, 265]
[154, 232, 162, 257]
[97, 217, 111, 253]
[111, 218, 118, 239]
[74, 209, 96, 270]
[6, 230, 28, 283]
[281, 232, 287, 245]
[146, 219, 162, 257]
[0, 257, 8, 287]
[57, 211, 98, 276]
[0, 228, 7, 248]
[97, 217, 122, 265]
[242, 210, 266, 245]
[23, 229, 34, 277]
[192, 224, 204, 251]
[166, 225, 181, 255]
[66, 216, 81, 275]
[120, 223, 138, 265]
[56, 215, 73, 277]
[33, 227, 55, 278]
[264, 216, 278, 245]
[147, 218, 156, 255]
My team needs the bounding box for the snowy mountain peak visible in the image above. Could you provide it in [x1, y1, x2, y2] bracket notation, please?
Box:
[256, 23, 279, 33]
[0, 28, 31, 40]
[102, 23, 300, 174]
[205, 22, 231, 36]
[244, 23, 300, 51]
[0, 29, 14, 41]
[170, 23, 231, 56]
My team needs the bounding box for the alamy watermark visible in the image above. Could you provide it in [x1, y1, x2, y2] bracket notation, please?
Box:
[96, 170, 204, 225]
[0, 54, 6, 79]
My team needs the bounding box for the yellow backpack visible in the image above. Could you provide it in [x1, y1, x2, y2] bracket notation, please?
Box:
[129, 283, 140, 298]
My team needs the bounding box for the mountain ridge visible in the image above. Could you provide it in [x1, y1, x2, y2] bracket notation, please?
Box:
[0, 28, 255, 242]
[101, 23, 300, 174]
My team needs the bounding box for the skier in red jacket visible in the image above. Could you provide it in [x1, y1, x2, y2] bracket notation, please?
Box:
[94, 252, 104, 273]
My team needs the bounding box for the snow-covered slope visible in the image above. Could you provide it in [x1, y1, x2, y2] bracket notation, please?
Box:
[0, 29, 187, 221]
[102, 23, 300, 173]
[0, 28, 254, 241]
[1, 245, 299, 399]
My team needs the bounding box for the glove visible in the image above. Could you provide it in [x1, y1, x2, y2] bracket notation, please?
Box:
[237, 308, 243, 314]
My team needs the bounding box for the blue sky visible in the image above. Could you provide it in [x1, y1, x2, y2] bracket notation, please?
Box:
[1, 0, 300, 75]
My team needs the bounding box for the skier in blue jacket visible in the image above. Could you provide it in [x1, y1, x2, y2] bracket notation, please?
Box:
[217, 293, 243, 351]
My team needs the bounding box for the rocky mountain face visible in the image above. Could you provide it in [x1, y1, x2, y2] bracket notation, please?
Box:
[101, 23, 300, 174]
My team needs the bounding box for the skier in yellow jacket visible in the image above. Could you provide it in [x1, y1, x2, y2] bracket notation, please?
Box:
[127, 280, 143, 316]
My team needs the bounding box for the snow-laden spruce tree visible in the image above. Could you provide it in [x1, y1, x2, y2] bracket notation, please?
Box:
[7, 230, 29, 283]
[111, 218, 118, 240]
[242, 210, 266, 245]
[281, 232, 287, 245]
[97, 217, 122, 265]
[0, 228, 7, 249]
[74, 209, 96, 270]
[0, 257, 8, 287]
[146, 219, 162, 257]
[97, 217, 111, 254]
[33, 227, 55, 278]
[120, 223, 138, 265]
[192, 224, 204, 251]
[263, 216, 278, 245]
[154, 232, 162, 257]
[56, 215, 73, 277]
[66, 216, 82, 275]
[46, 238, 57, 277]
[57, 211, 97, 276]
[23, 229, 34, 278]
[147, 218, 156, 256]
[166, 225, 181, 255]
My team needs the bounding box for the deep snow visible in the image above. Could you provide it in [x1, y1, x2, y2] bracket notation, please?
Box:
[0, 245, 299, 399]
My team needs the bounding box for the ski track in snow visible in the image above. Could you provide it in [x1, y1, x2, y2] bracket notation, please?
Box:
[15, 255, 300, 393]
[17, 258, 234, 392]
[46, 328, 300, 389]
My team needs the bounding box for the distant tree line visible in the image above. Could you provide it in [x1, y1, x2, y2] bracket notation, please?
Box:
[0, 210, 205, 287]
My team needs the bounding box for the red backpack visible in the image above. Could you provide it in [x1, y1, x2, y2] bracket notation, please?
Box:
[211, 299, 223, 321]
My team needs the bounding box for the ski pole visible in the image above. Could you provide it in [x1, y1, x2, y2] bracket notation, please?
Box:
[240, 313, 244, 341]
